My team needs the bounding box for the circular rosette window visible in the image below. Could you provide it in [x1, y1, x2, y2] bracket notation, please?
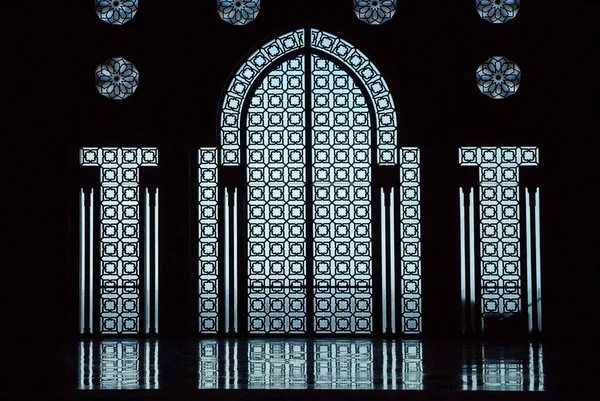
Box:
[476, 56, 521, 100]
[353, 0, 397, 25]
[95, 57, 140, 100]
[95, 0, 139, 25]
[476, 0, 520, 24]
[217, 0, 261, 26]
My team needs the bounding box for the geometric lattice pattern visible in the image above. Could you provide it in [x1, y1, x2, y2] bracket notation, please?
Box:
[248, 340, 307, 389]
[81, 147, 158, 334]
[246, 56, 307, 334]
[311, 29, 397, 165]
[399, 148, 421, 333]
[221, 29, 305, 166]
[476, 56, 521, 100]
[95, 57, 139, 100]
[476, 0, 520, 24]
[312, 55, 373, 334]
[460, 147, 539, 328]
[314, 340, 373, 389]
[217, 0, 261, 26]
[198, 148, 219, 333]
[95, 0, 139, 25]
[221, 29, 397, 167]
[353, 0, 397, 25]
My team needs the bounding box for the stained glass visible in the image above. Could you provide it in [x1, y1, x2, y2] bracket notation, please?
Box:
[353, 1, 397, 25]
[221, 30, 305, 166]
[311, 29, 397, 165]
[81, 147, 158, 334]
[312, 55, 373, 334]
[246, 55, 307, 334]
[399, 148, 421, 333]
[95, 57, 139, 100]
[476, 0, 520, 24]
[198, 149, 219, 333]
[217, 0, 260, 26]
[460, 147, 539, 329]
[95, 0, 138, 25]
[476, 56, 521, 100]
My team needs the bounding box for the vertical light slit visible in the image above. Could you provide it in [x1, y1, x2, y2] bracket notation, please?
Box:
[525, 188, 533, 333]
[145, 189, 151, 334]
[468, 188, 476, 333]
[233, 188, 238, 334]
[89, 188, 94, 333]
[80, 190, 86, 334]
[381, 188, 387, 333]
[535, 188, 542, 332]
[224, 190, 230, 333]
[459, 188, 467, 334]
[154, 189, 159, 333]
[390, 188, 396, 334]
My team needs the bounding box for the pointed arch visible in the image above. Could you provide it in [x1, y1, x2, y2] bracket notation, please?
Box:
[219, 28, 398, 166]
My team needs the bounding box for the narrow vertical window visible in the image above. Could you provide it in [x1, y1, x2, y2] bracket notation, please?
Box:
[80, 147, 158, 334]
[459, 147, 540, 332]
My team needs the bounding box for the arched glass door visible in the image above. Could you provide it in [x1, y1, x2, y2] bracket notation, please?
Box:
[198, 29, 422, 336]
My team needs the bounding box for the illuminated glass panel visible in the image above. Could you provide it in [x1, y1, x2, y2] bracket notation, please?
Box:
[217, 0, 260, 26]
[310, 29, 397, 165]
[81, 147, 158, 334]
[95, 0, 138, 25]
[314, 340, 373, 389]
[246, 55, 307, 334]
[198, 148, 219, 333]
[476, 0, 520, 24]
[353, 0, 397, 25]
[460, 147, 539, 329]
[95, 57, 139, 100]
[476, 56, 521, 100]
[248, 340, 307, 389]
[399, 148, 421, 333]
[221, 30, 305, 166]
[312, 55, 372, 334]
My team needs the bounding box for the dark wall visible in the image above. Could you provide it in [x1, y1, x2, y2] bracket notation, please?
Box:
[9, 0, 598, 341]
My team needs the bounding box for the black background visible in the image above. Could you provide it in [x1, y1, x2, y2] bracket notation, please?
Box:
[7, 0, 599, 343]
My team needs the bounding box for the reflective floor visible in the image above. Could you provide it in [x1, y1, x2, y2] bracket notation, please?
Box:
[2, 338, 598, 400]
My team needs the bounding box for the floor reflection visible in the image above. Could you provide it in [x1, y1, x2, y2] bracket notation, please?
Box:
[78, 338, 545, 390]
[78, 340, 159, 390]
[463, 343, 544, 391]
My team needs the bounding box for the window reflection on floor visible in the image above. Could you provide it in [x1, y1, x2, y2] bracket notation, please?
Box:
[78, 340, 159, 390]
[78, 339, 544, 390]
[463, 343, 544, 391]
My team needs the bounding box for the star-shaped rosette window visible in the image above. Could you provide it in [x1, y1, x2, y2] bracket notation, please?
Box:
[95, 57, 140, 100]
[95, 0, 139, 25]
[354, 0, 397, 25]
[217, 0, 261, 26]
[476, 56, 521, 99]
